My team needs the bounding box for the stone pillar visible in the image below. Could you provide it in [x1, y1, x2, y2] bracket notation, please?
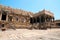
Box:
[35, 17, 37, 23]
[0, 12, 2, 21]
[51, 18, 53, 22]
[6, 13, 8, 22]
[45, 16, 46, 22]
[33, 18, 35, 24]
[53, 17, 54, 22]
[44, 15, 47, 29]
[39, 16, 41, 23]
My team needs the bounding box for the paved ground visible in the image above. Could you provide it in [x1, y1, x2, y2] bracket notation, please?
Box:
[0, 28, 60, 40]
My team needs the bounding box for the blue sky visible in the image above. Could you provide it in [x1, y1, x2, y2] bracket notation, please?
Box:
[0, 0, 60, 20]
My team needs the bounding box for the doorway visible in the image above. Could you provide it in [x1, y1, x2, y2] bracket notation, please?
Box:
[1, 12, 7, 20]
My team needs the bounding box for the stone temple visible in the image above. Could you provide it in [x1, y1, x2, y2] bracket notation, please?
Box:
[0, 5, 60, 30]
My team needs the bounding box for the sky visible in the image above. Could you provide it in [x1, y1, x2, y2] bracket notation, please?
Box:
[0, 0, 60, 20]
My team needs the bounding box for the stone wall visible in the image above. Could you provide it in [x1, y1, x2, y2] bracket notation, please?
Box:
[0, 5, 33, 29]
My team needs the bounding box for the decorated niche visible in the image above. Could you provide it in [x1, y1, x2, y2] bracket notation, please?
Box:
[15, 16, 19, 21]
[20, 17, 26, 23]
[12, 15, 19, 22]
[8, 16, 13, 21]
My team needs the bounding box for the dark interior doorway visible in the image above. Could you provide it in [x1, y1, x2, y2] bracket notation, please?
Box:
[56, 23, 60, 26]
[37, 17, 40, 23]
[41, 16, 45, 23]
[1, 12, 7, 20]
[30, 18, 32, 24]
[33, 18, 36, 23]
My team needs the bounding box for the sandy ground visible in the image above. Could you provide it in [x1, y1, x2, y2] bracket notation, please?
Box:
[0, 28, 60, 40]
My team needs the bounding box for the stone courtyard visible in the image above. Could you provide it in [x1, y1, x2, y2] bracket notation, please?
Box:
[0, 29, 60, 40]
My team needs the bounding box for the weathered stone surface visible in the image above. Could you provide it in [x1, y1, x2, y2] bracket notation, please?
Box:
[0, 29, 60, 40]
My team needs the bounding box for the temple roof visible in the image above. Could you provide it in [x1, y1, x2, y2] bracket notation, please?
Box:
[34, 9, 54, 17]
[0, 5, 54, 18]
[0, 5, 33, 17]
